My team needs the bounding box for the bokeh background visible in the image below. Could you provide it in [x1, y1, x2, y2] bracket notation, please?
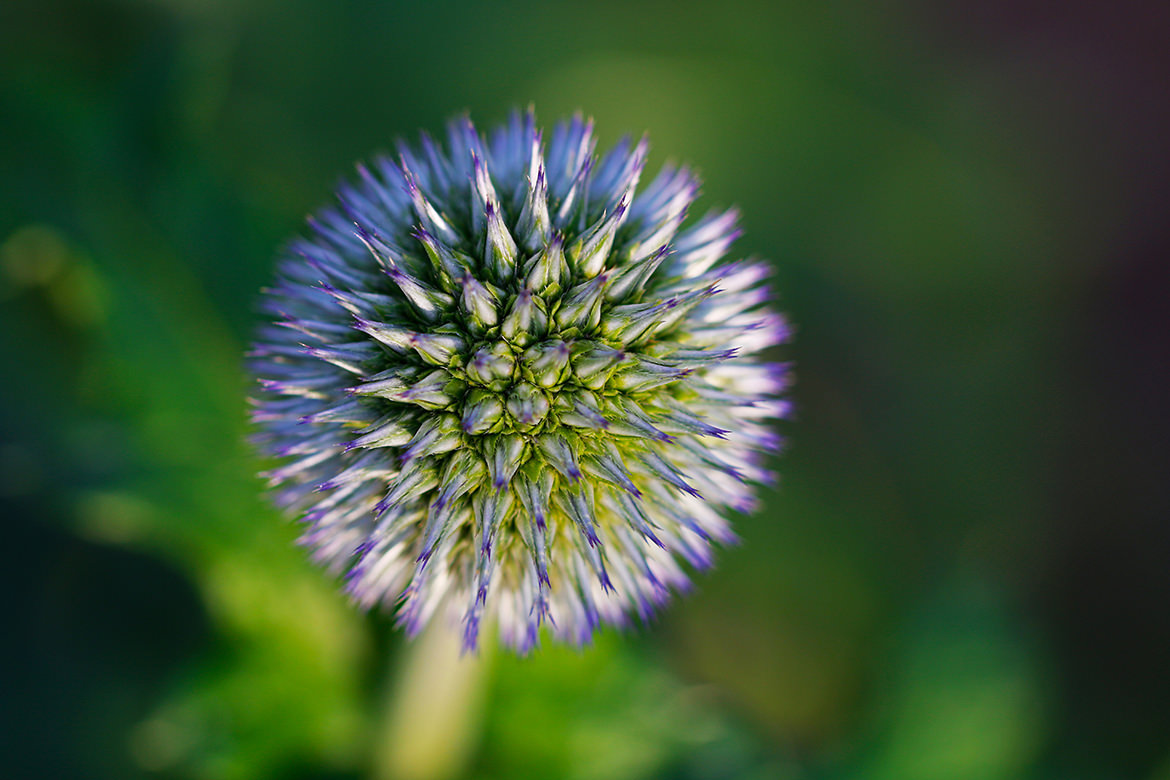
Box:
[2, 1, 1168, 778]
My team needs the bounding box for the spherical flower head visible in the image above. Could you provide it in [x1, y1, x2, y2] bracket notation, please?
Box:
[249, 110, 791, 653]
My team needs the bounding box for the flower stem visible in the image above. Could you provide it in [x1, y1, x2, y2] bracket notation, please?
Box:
[373, 621, 492, 780]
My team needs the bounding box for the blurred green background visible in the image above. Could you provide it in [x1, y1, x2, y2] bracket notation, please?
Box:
[3, 1, 1168, 778]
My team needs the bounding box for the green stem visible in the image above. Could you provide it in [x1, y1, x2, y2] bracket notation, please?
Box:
[374, 622, 492, 780]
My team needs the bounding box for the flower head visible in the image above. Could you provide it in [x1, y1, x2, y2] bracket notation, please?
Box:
[249, 110, 790, 652]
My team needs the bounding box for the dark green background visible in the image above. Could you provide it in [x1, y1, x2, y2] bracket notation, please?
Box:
[2, 1, 1167, 778]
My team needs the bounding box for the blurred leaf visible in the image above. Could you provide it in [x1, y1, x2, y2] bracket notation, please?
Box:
[850, 577, 1048, 780]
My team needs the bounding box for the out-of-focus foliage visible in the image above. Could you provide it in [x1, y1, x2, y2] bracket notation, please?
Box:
[2, 1, 1167, 779]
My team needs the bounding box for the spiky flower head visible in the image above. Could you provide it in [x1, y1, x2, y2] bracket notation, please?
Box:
[249, 110, 790, 653]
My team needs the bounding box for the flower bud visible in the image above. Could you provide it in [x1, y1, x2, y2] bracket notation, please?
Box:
[250, 110, 788, 653]
[461, 389, 505, 435]
[520, 339, 571, 388]
[505, 382, 551, 430]
[466, 342, 515, 389]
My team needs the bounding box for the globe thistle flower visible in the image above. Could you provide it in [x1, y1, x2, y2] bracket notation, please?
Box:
[249, 110, 790, 653]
